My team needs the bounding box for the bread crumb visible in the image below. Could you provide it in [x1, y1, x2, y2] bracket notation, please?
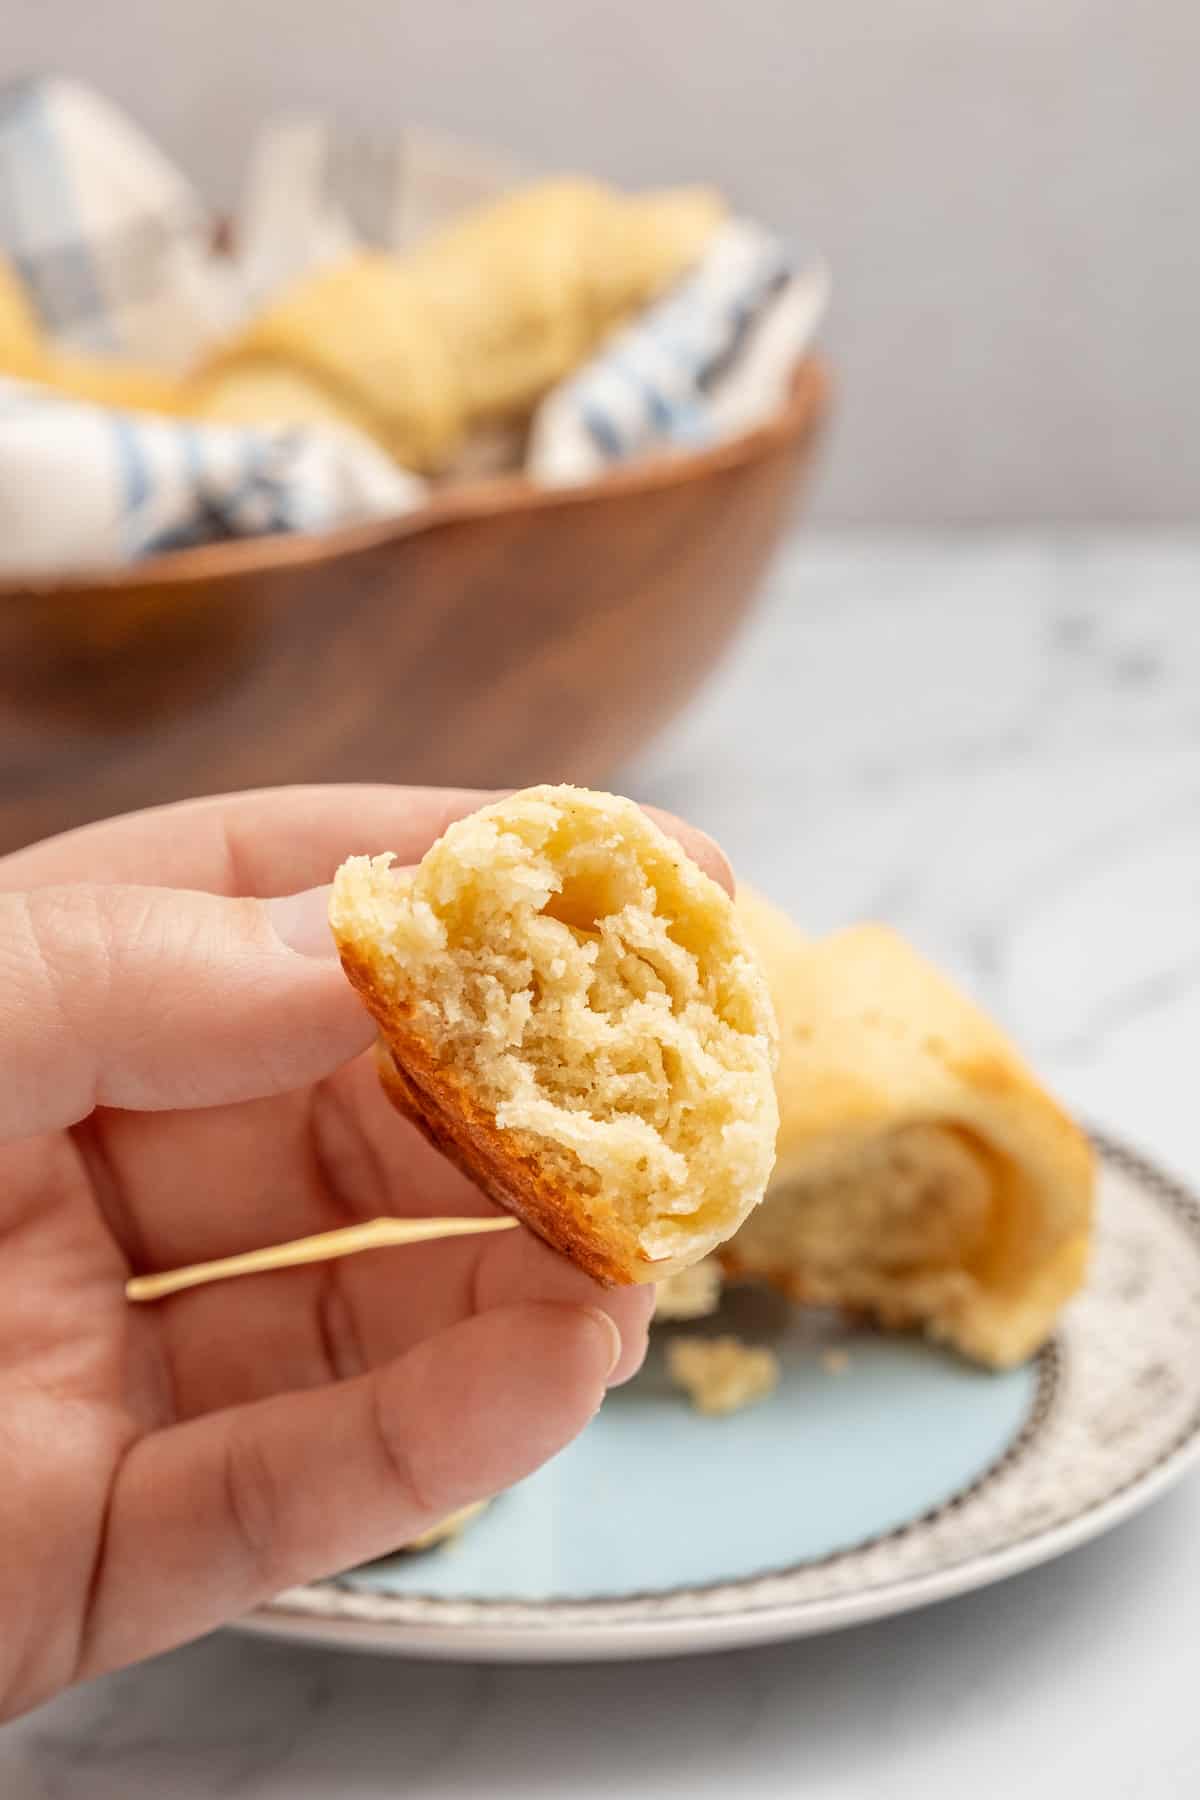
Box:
[654, 1258, 723, 1321]
[667, 1335, 779, 1415]
[820, 1348, 851, 1376]
[400, 1500, 489, 1552]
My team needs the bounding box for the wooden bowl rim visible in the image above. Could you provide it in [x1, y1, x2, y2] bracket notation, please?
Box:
[0, 358, 828, 600]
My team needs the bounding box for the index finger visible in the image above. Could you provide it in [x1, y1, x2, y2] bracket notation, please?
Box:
[0, 785, 734, 898]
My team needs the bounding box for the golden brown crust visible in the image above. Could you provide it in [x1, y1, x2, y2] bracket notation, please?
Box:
[337, 940, 654, 1285]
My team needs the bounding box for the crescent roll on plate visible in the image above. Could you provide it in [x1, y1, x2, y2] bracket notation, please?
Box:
[724, 890, 1094, 1367]
[329, 787, 779, 1284]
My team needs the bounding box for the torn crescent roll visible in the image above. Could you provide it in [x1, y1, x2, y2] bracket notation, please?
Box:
[725, 890, 1094, 1367]
[330, 787, 779, 1284]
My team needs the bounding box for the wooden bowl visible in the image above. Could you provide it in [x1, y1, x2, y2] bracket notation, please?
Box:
[0, 360, 827, 854]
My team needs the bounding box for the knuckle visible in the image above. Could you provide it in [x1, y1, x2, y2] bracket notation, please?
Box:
[368, 1376, 436, 1524]
[221, 1427, 292, 1594]
[21, 887, 115, 1034]
[0, 888, 117, 1129]
[16, 886, 177, 1117]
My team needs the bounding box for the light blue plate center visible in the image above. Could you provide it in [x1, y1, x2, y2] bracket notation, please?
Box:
[345, 1291, 1037, 1602]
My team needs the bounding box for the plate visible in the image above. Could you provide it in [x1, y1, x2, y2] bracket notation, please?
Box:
[240, 1134, 1200, 1661]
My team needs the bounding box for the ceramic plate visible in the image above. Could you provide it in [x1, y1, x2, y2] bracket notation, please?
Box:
[240, 1134, 1200, 1661]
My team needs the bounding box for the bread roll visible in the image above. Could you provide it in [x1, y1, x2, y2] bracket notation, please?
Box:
[329, 787, 778, 1284]
[194, 179, 725, 471]
[726, 890, 1094, 1366]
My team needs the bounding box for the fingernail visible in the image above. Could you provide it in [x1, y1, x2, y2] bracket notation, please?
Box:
[582, 1306, 623, 1382]
[265, 885, 338, 958]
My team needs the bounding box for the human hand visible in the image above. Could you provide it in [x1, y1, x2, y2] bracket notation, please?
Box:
[0, 785, 732, 1719]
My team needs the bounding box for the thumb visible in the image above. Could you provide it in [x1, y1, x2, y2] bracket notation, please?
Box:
[0, 883, 370, 1139]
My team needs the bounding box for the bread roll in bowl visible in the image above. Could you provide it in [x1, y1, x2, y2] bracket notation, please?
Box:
[195, 180, 725, 472]
[330, 787, 780, 1283]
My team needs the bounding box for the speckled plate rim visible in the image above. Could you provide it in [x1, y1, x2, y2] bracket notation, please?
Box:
[235, 1132, 1200, 1662]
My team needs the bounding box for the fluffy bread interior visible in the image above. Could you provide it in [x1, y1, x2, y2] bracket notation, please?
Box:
[330, 787, 779, 1280]
[725, 1123, 995, 1326]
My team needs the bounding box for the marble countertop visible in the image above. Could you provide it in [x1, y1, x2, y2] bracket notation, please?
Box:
[6, 532, 1200, 1797]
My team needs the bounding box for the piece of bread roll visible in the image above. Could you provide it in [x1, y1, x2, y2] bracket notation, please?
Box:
[329, 787, 779, 1284]
[653, 1257, 724, 1321]
[666, 1335, 779, 1416]
[725, 889, 1094, 1366]
[193, 178, 725, 471]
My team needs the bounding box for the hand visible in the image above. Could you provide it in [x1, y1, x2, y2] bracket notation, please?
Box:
[0, 785, 733, 1720]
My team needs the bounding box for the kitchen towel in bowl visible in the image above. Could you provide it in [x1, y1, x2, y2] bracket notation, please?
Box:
[528, 221, 830, 485]
[0, 378, 424, 573]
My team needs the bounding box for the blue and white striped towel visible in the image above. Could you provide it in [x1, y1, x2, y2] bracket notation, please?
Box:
[0, 380, 423, 576]
[527, 222, 829, 486]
